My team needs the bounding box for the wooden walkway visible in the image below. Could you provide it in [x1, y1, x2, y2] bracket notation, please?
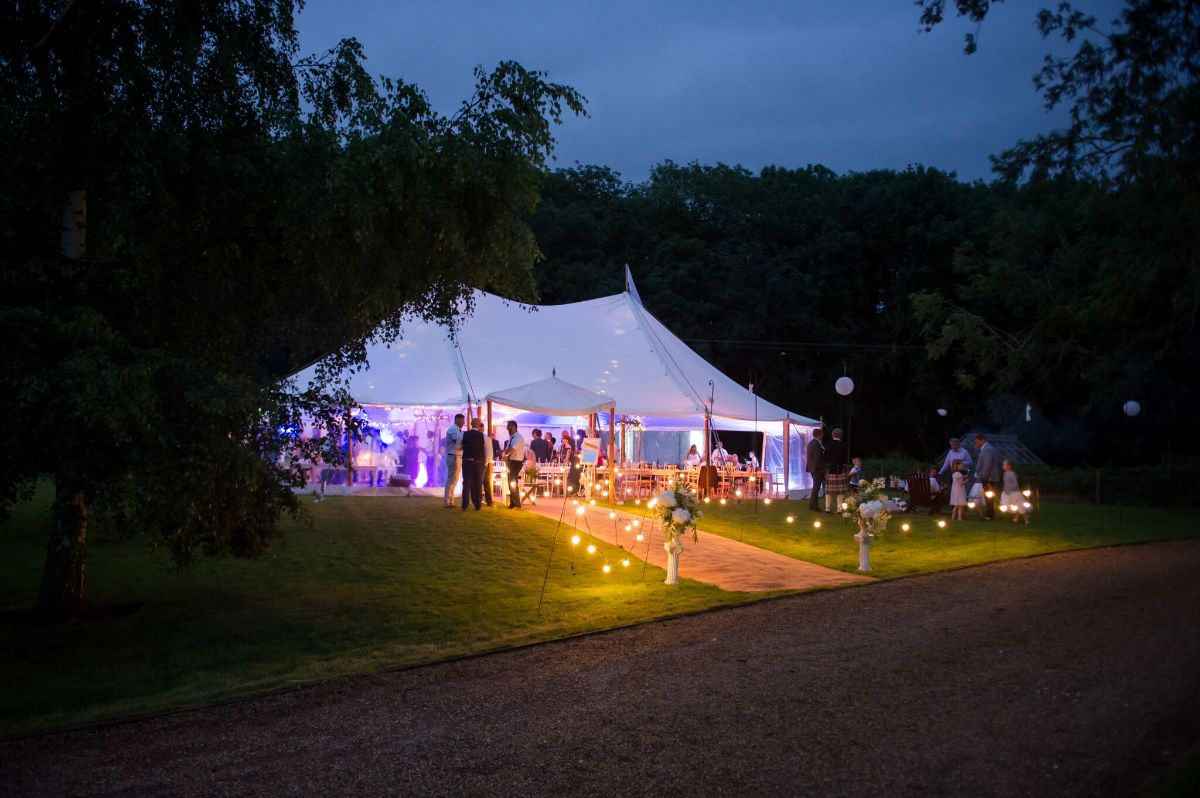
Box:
[524, 497, 871, 593]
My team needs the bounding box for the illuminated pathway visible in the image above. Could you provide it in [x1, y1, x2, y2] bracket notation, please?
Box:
[522, 497, 871, 592]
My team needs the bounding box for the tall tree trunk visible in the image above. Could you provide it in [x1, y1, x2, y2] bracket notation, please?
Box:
[34, 186, 89, 617]
[35, 473, 88, 617]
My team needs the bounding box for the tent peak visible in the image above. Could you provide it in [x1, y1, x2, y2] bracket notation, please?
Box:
[624, 265, 643, 306]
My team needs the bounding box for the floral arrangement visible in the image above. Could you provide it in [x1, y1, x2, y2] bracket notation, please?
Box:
[654, 486, 702, 543]
[841, 477, 891, 536]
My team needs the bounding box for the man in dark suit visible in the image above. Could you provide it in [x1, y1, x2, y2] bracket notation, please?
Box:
[973, 433, 1001, 520]
[806, 427, 827, 512]
[460, 419, 487, 511]
[529, 428, 551, 463]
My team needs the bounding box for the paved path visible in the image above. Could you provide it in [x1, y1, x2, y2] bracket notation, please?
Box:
[523, 497, 870, 592]
[4, 539, 1198, 797]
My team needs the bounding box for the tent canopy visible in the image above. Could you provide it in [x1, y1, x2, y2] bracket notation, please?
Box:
[291, 271, 818, 428]
[485, 374, 615, 417]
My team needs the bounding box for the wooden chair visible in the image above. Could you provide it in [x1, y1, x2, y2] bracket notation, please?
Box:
[904, 473, 943, 514]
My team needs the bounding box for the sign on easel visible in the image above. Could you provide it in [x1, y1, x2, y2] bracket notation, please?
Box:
[580, 437, 602, 466]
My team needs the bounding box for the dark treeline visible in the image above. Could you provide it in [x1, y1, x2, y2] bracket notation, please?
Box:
[528, 162, 1198, 466]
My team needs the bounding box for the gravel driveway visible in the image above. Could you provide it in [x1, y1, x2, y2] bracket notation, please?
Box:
[3, 539, 1198, 797]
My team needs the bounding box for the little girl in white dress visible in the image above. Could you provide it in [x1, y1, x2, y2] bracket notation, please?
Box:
[949, 460, 967, 520]
[999, 459, 1030, 524]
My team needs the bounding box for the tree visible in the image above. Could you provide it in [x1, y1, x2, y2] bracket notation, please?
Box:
[912, 0, 1200, 459]
[0, 1, 584, 616]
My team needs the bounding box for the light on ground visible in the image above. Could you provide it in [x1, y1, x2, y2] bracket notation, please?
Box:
[786, 515, 794, 524]
[937, 520, 946, 528]
[901, 523, 910, 532]
[813, 520, 821, 529]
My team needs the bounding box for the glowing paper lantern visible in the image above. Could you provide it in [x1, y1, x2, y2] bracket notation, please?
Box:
[936, 408, 948, 417]
[1123, 400, 1141, 417]
[835, 377, 855, 396]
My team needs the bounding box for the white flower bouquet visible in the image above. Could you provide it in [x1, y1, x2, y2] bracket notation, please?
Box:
[654, 486, 701, 543]
[841, 477, 891, 535]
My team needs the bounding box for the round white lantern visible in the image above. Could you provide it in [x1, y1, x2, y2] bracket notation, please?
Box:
[835, 377, 855, 396]
[1123, 400, 1141, 417]
[936, 408, 948, 417]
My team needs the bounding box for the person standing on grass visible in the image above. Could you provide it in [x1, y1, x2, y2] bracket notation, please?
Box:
[502, 420, 527, 509]
[460, 420, 486, 511]
[442, 414, 465, 508]
[939, 437, 974, 477]
[824, 428, 847, 514]
[1000, 459, 1030, 524]
[806, 427, 826, 512]
[973, 433, 1000, 520]
[950, 460, 968, 520]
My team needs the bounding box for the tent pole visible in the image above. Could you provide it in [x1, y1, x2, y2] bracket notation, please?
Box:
[704, 414, 711, 496]
[347, 415, 354, 494]
[486, 400, 493, 439]
[620, 418, 627, 465]
[608, 407, 616, 500]
[782, 419, 790, 500]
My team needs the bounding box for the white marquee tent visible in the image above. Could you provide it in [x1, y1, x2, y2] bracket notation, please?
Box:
[291, 271, 819, 492]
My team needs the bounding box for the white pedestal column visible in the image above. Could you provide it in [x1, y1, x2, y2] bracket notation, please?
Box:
[664, 539, 684, 585]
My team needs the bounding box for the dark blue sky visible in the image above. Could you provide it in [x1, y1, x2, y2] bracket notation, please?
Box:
[297, 1, 1124, 184]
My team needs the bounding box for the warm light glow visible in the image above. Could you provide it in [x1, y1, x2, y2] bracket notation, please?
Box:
[554, 478, 561, 485]
[589, 499, 596, 506]
[632, 519, 640, 527]
[937, 520, 946, 528]
[1023, 502, 1032, 509]
[624, 524, 632, 533]
[602, 563, 611, 573]
[602, 490, 610, 497]
[622, 558, 631, 567]
[735, 489, 742, 497]
[704, 497, 711, 504]
[1023, 489, 1032, 497]
[587, 544, 596, 554]
[648, 499, 657, 508]
[609, 511, 617, 519]
[967, 501, 976, 509]
[813, 520, 822, 529]
[985, 490, 995, 499]
[634, 499, 641, 505]
[595, 483, 603, 490]
[509, 480, 517, 488]
[576, 506, 585, 516]
[841, 502, 848, 510]
[748, 476, 756, 482]
[786, 515, 794, 523]
[764, 498, 772, 505]
[636, 533, 644, 542]
[571, 535, 581, 546]
[901, 523, 910, 532]
[719, 498, 727, 505]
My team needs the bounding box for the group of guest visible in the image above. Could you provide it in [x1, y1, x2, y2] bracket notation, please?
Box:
[682, 444, 759, 470]
[930, 434, 1029, 523]
[805, 427, 851, 514]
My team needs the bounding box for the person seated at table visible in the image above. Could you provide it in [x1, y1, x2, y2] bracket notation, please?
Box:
[684, 444, 702, 467]
[927, 465, 946, 514]
[725, 452, 740, 468]
[747, 451, 759, 470]
[709, 443, 730, 466]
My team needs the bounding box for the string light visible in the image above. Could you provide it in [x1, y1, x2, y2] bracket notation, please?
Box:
[735, 489, 742, 497]
[587, 544, 596, 554]
[984, 490, 995, 499]
[602, 563, 611, 573]
[999, 504, 1008, 513]
[719, 498, 727, 505]
[764, 498, 772, 505]
[632, 519, 640, 527]
[901, 522, 910, 532]
[589, 499, 596, 506]
[576, 506, 585, 516]
[636, 532, 644, 542]
[624, 524, 632, 533]
[571, 535, 581, 546]
[1023, 502, 1032, 509]
[1022, 489, 1032, 497]
[609, 511, 617, 519]
[704, 497, 711, 504]
[621, 558, 631, 567]
[967, 501, 976, 509]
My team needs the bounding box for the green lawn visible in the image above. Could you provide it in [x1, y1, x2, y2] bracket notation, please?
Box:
[0, 492, 758, 737]
[688, 497, 1198, 578]
[3, 490, 1195, 738]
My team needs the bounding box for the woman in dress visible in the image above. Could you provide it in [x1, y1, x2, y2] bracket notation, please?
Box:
[683, 444, 702, 467]
[949, 460, 967, 520]
[403, 435, 423, 481]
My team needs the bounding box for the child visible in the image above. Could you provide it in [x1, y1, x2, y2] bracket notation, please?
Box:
[1000, 459, 1030, 524]
[847, 457, 864, 491]
[949, 460, 967, 520]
